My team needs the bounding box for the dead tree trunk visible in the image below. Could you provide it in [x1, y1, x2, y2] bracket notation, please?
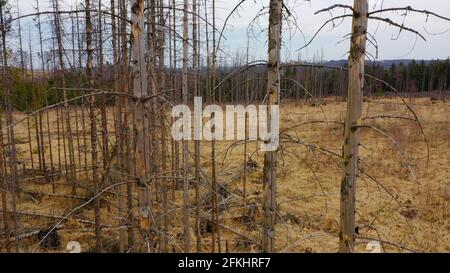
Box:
[210, 0, 221, 253]
[182, 0, 191, 253]
[262, 0, 282, 253]
[85, 0, 103, 253]
[171, 0, 180, 204]
[158, 0, 169, 253]
[119, 0, 135, 250]
[110, 0, 127, 253]
[130, 0, 152, 247]
[97, 0, 110, 172]
[53, 0, 77, 194]
[0, 1, 20, 253]
[192, 0, 201, 253]
[146, 0, 159, 252]
[339, 0, 368, 253]
[0, 74, 9, 254]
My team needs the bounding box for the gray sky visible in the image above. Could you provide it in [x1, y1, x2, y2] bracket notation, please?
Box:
[15, 0, 450, 62]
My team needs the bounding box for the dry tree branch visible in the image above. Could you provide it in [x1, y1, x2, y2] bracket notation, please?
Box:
[363, 115, 416, 122]
[282, 149, 329, 213]
[215, 0, 247, 55]
[357, 124, 415, 178]
[315, 4, 356, 15]
[423, 26, 450, 36]
[357, 168, 421, 249]
[368, 16, 426, 41]
[209, 60, 268, 97]
[281, 134, 342, 164]
[298, 14, 353, 51]
[280, 121, 344, 135]
[31, 180, 136, 252]
[282, 78, 329, 123]
[368, 6, 450, 22]
[363, 74, 430, 166]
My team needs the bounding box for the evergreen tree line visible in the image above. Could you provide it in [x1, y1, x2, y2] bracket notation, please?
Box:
[2, 58, 449, 112]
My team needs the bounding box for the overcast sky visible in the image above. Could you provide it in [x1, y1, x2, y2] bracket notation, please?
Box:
[14, 0, 450, 62]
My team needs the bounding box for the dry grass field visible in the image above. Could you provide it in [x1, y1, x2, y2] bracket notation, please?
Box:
[5, 96, 449, 253]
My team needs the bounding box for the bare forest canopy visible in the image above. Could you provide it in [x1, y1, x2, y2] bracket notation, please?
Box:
[0, 0, 449, 254]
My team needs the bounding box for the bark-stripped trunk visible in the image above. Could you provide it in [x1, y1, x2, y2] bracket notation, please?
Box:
[98, 0, 109, 173]
[339, 0, 368, 253]
[130, 0, 152, 249]
[262, 0, 282, 253]
[85, 0, 103, 252]
[53, 0, 77, 195]
[182, 0, 191, 253]
[192, 0, 201, 253]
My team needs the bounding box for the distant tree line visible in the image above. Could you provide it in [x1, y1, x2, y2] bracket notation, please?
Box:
[1, 57, 449, 111]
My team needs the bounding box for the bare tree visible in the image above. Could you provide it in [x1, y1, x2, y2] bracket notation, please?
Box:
[192, 0, 201, 253]
[85, 0, 103, 253]
[0, 0, 19, 252]
[130, 0, 152, 252]
[338, 0, 368, 253]
[262, 0, 282, 253]
[182, 0, 191, 253]
[53, 0, 77, 195]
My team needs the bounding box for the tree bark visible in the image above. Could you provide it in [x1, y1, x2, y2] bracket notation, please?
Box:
[192, 0, 201, 253]
[262, 0, 282, 253]
[182, 0, 191, 253]
[130, 0, 152, 248]
[339, 0, 368, 253]
[85, 0, 103, 252]
[0, 1, 20, 252]
[53, 0, 77, 195]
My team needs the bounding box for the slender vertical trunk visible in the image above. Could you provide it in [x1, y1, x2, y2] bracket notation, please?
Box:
[182, 0, 191, 253]
[262, 0, 282, 253]
[339, 0, 368, 253]
[210, 0, 221, 253]
[130, 0, 152, 251]
[0, 1, 20, 253]
[53, 0, 77, 194]
[203, 0, 209, 102]
[158, 0, 169, 253]
[243, 35, 250, 216]
[0, 69, 9, 254]
[171, 0, 179, 203]
[110, 0, 127, 253]
[37, 4, 55, 191]
[98, 0, 110, 173]
[16, 4, 25, 78]
[118, 0, 134, 250]
[146, 0, 158, 252]
[71, 10, 76, 70]
[192, 0, 201, 253]
[85, 0, 103, 252]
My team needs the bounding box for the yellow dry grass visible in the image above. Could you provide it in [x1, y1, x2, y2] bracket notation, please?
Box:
[3, 96, 449, 253]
